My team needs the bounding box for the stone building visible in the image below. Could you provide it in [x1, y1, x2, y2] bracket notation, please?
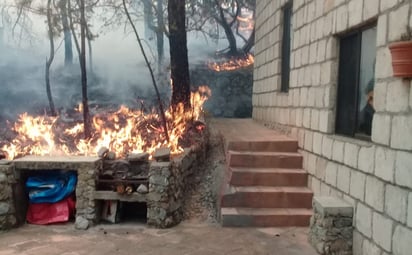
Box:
[252, 0, 412, 254]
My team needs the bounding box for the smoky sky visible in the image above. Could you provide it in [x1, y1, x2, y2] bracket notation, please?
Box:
[0, 11, 226, 122]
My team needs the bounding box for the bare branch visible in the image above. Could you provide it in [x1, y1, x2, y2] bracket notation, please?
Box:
[122, 0, 169, 143]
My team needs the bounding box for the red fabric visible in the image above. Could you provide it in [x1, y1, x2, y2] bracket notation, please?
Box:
[26, 196, 76, 225]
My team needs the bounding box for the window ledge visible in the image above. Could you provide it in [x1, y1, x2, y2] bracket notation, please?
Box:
[326, 134, 374, 148]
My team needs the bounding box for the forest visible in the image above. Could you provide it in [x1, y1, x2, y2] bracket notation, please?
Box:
[0, 0, 255, 159]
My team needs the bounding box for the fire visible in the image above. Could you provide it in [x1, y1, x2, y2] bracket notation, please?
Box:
[1, 86, 211, 160]
[207, 53, 255, 72]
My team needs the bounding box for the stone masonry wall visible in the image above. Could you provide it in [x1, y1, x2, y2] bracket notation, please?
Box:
[253, 0, 412, 255]
[0, 163, 17, 230]
[147, 136, 208, 228]
[309, 196, 354, 255]
[0, 157, 102, 230]
[191, 66, 253, 118]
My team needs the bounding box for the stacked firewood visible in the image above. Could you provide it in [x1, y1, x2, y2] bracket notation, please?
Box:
[97, 147, 152, 195]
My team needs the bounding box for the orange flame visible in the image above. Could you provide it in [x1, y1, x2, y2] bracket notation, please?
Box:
[207, 53, 255, 72]
[1, 86, 211, 160]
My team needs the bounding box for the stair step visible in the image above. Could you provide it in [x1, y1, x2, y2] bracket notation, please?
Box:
[221, 207, 312, 227]
[230, 167, 308, 187]
[228, 151, 303, 168]
[222, 186, 313, 208]
[227, 140, 298, 153]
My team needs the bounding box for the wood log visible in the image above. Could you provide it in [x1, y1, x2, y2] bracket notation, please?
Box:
[125, 185, 133, 195]
[116, 184, 125, 194]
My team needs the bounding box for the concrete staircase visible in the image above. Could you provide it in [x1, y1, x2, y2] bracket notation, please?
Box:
[220, 140, 313, 227]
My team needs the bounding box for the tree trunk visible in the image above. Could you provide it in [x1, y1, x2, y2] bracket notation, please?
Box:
[45, 0, 56, 116]
[216, 1, 238, 55]
[86, 24, 93, 73]
[60, 0, 73, 66]
[222, 21, 238, 55]
[123, 0, 169, 142]
[142, 0, 153, 39]
[156, 0, 164, 70]
[168, 0, 191, 109]
[68, 0, 80, 55]
[80, 0, 91, 139]
[242, 28, 255, 54]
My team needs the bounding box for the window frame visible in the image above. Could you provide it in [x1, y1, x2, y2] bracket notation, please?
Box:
[335, 23, 377, 140]
[280, 1, 293, 93]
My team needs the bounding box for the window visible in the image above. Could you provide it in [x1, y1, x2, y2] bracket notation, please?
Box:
[281, 1, 293, 93]
[336, 26, 377, 139]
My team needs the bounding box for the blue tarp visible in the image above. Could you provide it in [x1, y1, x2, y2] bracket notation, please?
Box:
[26, 172, 77, 204]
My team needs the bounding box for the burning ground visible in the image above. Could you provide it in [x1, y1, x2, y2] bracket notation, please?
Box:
[207, 53, 254, 72]
[0, 86, 211, 160]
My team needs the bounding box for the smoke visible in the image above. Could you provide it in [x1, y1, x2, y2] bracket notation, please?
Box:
[0, 2, 248, 123]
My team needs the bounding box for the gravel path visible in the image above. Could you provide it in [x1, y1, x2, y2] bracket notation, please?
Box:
[182, 125, 226, 223]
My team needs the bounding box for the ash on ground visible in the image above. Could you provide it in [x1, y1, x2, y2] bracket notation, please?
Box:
[182, 124, 226, 224]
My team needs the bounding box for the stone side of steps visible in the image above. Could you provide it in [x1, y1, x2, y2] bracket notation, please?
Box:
[220, 140, 313, 227]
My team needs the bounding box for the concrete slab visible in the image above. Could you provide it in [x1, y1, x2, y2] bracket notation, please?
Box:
[0, 222, 318, 255]
[210, 118, 294, 142]
[13, 156, 100, 163]
[13, 156, 101, 170]
[313, 196, 354, 217]
[209, 119, 297, 153]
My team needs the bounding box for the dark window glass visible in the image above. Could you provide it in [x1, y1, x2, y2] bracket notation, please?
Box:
[336, 26, 376, 138]
[281, 2, 292, 93]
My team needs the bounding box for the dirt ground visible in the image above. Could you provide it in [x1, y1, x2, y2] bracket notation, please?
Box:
[0, 120, 317, 255]
[0, 222, 317, 255]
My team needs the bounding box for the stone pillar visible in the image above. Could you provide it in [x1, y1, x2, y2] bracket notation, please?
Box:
[74, 160, 102, 230]
[0, 162, 17, 230]
[309, 196, 354, 255]
[147, 161, 175, 228]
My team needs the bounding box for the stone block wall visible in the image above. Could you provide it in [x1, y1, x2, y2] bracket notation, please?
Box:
[10, 157, 102, 230]
[147, 141, 207, 228]
[0, 163, 17, 230]
[0, 129, 208, 230]
[191, 66, 253, 118]
[253, 0, 412, 254]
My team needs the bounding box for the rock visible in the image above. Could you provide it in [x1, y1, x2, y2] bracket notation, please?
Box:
[149, 175, 168, 186]
[7, 215, 16, 226]
[0, 202, 10, 215]
[0, 185, 10, 200]
[0, 160, 11, 165]
[111, 160, 130, 175]
[75, 216, 89, 230]
[136, 184, 148, 194]
[101, 170, 114, 178]
[127, 152, 150, 162]
[153, 148, 171, 162]
[106, 151, 116, 160]
[97, 147, 109, 158]
[0, 172, 7, 183]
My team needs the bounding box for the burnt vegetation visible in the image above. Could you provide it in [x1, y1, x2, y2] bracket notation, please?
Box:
[0, 0, 255, 158]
